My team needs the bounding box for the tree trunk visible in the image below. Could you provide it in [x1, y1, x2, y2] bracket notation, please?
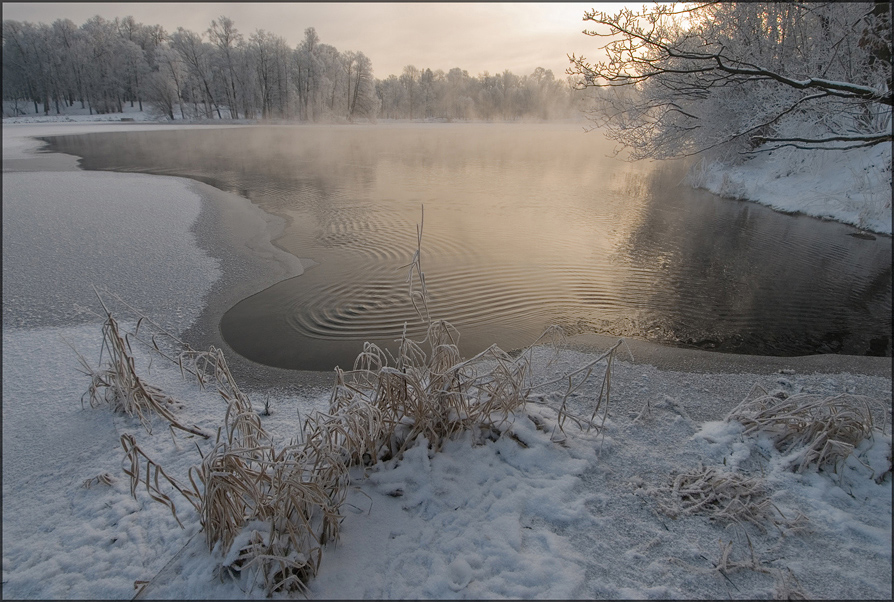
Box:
[351, 69, 361, 118]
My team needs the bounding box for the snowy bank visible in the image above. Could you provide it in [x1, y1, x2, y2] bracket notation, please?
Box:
[3, 322, 891, 599]
[689, 143, 892, 235]
[2, 120, 891, 600]
[2, 102, 158, 124]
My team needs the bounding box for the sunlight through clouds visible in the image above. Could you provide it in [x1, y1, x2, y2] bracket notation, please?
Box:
[2, 1, 640, 78]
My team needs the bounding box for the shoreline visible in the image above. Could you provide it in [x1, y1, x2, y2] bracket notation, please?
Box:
[177, 178, 337, 393]
[689, 144, 892, 237]
[4, 122, 890, 389]
[565, 333, 892, 378]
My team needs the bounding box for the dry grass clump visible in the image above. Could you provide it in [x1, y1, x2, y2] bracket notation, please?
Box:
[73, 296, 211, 439]
[100, 312, 615, 595]
[121, 433, 201, 529]
[326, 320, 540, 463]
[78, 294, 348, 594]
[726, 385, 879, 473]
[82, 472, 116, 489]
[773, 568, 808, 600]
[121, 388, 349, 594]
[659, 464, 800, 533]
[714, 539, 807, 599]
[529, 336, 624, 445]
[188, 415, 348, 593]
[669, 536, 808, 598]
[323, 315, 620, 468]
[178, 345, 268, 449]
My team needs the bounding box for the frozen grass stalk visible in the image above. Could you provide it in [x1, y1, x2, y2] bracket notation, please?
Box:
[72, 289, 211, 439]
[726, 385, 880, 474]
[659, 464, 805, 534]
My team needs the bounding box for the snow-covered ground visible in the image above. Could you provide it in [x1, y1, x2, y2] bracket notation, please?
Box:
[2, 102, 159, 123]
[2, 116, 891, 599]
[689, 142, 892, 235]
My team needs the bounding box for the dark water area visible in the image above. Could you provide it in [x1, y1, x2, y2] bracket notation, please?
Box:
[44, 124, 892, 371]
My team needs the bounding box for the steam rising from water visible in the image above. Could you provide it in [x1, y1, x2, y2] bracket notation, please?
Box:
[45, 124, 892, 370]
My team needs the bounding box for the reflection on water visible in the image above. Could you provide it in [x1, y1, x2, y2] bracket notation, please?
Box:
[46, 124, 892, 370]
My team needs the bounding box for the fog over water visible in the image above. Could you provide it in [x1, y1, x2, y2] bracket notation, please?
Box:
[45, 123, 892, 370]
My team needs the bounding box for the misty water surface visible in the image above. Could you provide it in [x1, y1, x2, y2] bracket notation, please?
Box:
[45, 123, 891, 370]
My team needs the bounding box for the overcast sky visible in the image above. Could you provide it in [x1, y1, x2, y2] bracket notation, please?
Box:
[2, 2, 634, 79]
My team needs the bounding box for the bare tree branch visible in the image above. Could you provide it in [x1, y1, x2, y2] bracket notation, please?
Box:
[568, 2, 892, 158]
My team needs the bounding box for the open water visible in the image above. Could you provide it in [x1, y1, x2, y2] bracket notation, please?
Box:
[44, 123, 892, 370]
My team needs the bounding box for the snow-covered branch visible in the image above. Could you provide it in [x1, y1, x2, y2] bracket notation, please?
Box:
[568, 2, 892, 158]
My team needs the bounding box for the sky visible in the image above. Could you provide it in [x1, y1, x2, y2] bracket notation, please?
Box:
[1, 2, 636, 79]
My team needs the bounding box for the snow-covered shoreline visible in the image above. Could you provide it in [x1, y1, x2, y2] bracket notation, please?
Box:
[2, 117, 891, 599]
[689, 142, 892, 236]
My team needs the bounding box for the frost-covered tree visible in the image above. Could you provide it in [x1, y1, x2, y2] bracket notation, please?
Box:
[170, 27, 221, 119]
[247, 29, 293, 119]
[416, 68, 435, 118]
[51, 19, 88, 109]
[440, 67, 474, 120]
[400, 65, 421, 119]
[4, 12, 574, 123]
[376, 74, 404, 119]
[293, 27, 319, 121]
[116, 16, 149, 110]
[144, 67, 178, 120]
[207, 16, 243, 119]
[149, 45, 188, 119]
[568, 2, 892, 159]
[272, 32, 295, 118]
[345, 50, 377, 120]
[80, 16, 131, 114]
[8, 22, 61, 115]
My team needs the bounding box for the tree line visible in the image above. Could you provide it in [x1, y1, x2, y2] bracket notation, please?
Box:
[2, 15, 577, 122]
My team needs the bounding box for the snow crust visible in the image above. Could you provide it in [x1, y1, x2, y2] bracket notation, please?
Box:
[2, 120, 891, 600]
[690, 143, 892, 235]
[2, 171, 220, 330]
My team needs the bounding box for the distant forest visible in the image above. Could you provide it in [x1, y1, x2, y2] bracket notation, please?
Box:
[2, 15, 580, 121]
